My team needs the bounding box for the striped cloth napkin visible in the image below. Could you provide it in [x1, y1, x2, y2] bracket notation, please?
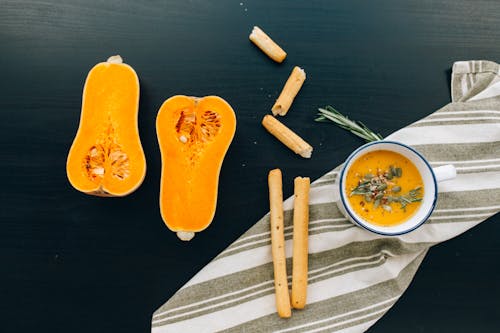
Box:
[152, 60, 500, 333]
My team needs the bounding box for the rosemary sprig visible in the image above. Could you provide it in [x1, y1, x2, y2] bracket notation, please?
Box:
[315, 105, 383, 142]
[400, 187, 423, 210]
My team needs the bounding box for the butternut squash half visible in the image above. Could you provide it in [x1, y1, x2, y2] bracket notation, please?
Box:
[156, 95, 236, 241]
[66, 55, 146, 196]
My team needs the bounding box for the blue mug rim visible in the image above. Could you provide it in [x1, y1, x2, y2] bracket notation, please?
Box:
[338, 140, 438, 236]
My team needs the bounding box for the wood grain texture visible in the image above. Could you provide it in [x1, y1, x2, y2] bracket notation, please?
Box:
[0, 0, 499, 332]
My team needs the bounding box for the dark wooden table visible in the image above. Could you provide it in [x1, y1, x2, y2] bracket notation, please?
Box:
[1, 1, 499, 332]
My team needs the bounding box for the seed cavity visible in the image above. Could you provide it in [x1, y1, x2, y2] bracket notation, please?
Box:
[175, 108, 221, 144]
[199, 110, 221, 141]
[176, 109, 197, 142]
[174, 108, 222, 166]
[83, 124, 130, 182]
[108, 145, 130, 180]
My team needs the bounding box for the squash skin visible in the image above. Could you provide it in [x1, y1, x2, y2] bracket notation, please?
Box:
[66, 56, 146, 196]
[156, 95, 236, 239]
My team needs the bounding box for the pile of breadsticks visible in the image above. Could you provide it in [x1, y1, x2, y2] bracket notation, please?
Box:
[268, 170, 310, 318]
[250, 26, 312, 317]
[250, 26, 313, 159]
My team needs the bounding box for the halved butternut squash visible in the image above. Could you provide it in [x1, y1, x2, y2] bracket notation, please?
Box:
[66, 55, 146, 196]
[156, 95, 236, 241]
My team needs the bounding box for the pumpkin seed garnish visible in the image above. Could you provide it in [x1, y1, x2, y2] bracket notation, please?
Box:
[391, 186, 401, 193]
[395, 167, 402, 177]
[349, 165, 422, 212]
[390, 166, 397, 177]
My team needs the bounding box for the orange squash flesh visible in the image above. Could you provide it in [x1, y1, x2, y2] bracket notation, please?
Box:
[66, 55, 146, 196]
[156, 95, 236, 240]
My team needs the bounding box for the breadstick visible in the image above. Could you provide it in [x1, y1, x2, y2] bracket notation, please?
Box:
[268, 168, 292, 318]
[249, 26, 287, 63]
[272, 66, 306, 116]
[291, 176, 310, 309]
[262, 114, 313, 158]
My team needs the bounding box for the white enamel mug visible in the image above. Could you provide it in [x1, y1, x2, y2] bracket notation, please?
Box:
[335, 141, 456, 236]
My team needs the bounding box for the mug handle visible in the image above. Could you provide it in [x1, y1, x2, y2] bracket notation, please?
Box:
[432, 164, 456, 182]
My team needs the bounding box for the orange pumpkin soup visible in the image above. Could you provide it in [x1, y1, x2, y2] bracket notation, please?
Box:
[345, 150, 424, 226]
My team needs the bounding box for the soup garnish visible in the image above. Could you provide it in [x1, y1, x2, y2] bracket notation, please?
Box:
[345, 150, 424, 226]
[349, 170, 422, 211]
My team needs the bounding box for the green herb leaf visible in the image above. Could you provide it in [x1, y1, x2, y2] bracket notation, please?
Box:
[409, 187, 422, 198]
[350, 189, 368, 196]
[315, 106, 384, 142]
[350, 181, 371, 196]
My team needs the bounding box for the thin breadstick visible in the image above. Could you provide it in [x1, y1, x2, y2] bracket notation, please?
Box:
[291, 176, 310, 309]
[262, 115, 313, 158]
[272, 66, 306, 116]
[249, 26, 287, 63]
[268, 168, 292, 318]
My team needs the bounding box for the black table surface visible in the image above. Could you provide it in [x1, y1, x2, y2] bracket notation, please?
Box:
[1, 1, 499, 332]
